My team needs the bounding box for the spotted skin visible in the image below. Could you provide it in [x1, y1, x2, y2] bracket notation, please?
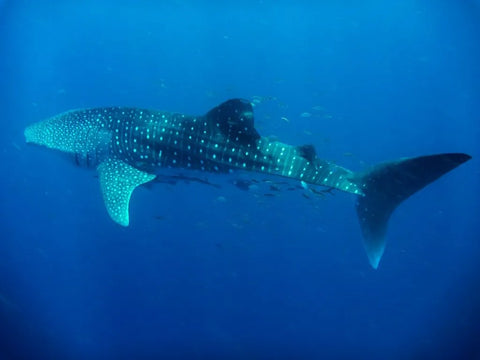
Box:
[25, 100, 363, 196]
[25, 98, 471, 269]
[97, 158, 155, 226]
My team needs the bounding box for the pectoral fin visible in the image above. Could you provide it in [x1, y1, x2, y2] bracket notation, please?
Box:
[97, 158, 156, 226]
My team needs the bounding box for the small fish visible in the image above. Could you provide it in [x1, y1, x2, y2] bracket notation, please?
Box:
[310, 188, 326, 197]
[11, 142, 21, 151]
[251, 97, 262, 105]
[300, 112, 312, 118]
[281, 116, 289, 123]
[232, 179, 254, 191]
[311, 187, 335, 196]
[251, 95, 277, 105]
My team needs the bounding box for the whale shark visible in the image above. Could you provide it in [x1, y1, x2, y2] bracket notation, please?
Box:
[24, 99, 471, 268]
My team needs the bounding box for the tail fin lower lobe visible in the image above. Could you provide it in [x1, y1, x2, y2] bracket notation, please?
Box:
[355, 153, 471, 269]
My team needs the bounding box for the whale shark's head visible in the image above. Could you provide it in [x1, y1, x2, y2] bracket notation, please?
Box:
[25, 109, 112, 167]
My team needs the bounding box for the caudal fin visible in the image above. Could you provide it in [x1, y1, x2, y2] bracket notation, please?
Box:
[355, 153, 471, 269]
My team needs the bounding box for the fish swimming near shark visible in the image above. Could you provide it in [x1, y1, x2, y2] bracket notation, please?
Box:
[24, 99, 471, 269]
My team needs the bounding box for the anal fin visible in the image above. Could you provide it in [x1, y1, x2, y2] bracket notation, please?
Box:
[97, 158, 156, 226]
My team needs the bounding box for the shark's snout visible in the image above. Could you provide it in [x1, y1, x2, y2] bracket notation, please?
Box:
[24, 124, 36, 144]
[24, 122, 50, 147]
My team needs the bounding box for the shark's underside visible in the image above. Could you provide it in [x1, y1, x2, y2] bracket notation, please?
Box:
[24, 99, 471, 268]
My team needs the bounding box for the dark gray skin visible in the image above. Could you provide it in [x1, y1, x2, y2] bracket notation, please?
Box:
[25, 99, 471, 268]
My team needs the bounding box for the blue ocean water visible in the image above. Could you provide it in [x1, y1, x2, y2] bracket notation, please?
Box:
[1, 0, 479, 359]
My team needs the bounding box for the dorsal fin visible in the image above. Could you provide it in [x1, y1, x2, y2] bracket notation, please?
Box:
[205, 99, 260, 145]
[297, 144, 317, 162]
